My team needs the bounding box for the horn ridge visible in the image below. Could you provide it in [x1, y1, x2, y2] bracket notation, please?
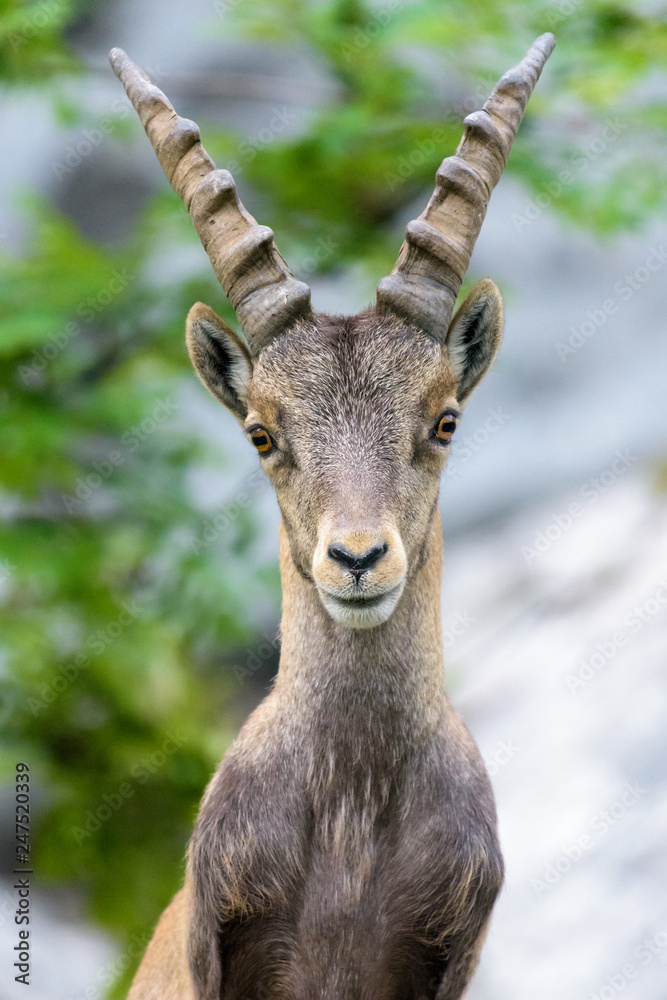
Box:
[109, 47, 313, 354]
[376, 33, 555, 342]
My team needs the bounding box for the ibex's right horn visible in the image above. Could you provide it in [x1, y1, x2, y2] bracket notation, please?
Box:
[109, 49, 313, 355]
[377, 33, 555, 343]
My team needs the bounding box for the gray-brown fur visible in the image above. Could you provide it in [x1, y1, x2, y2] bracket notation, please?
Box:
[185, 307, 504, 1000]
[111, 35, 556, 1000]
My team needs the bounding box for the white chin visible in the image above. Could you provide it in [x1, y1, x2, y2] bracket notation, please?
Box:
[317, 583, 405, 629]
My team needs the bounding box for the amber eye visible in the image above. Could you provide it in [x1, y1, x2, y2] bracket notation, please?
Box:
[250, 428, 273, 454]
[435, 413, 457, 444]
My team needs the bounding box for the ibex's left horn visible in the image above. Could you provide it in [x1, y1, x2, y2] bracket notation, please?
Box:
[376, 33, 555, 342]
[109, 49, 313, 355]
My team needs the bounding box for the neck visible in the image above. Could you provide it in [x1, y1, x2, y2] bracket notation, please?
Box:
[274, 516, 446, 744]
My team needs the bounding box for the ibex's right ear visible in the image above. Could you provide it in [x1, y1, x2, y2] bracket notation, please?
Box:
[186, 303, 253, 422]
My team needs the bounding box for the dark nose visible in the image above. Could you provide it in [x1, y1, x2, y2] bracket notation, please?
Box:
[327, 543, 388, 579]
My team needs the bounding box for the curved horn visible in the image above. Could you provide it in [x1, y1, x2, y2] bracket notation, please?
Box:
[109, 49, 312, 355]
[376, 33, 555, 342]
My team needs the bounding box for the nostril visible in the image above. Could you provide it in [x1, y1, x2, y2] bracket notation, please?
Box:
[327, 542, 389, 575]
[360, 543, 388, 571]
[328, 544, 357, 569]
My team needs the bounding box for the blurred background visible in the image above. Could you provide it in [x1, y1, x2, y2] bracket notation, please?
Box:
[1, 0, 666, 997]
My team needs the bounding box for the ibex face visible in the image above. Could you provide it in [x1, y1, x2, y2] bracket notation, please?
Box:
[253, 318, 446, 629]
[109, 34, 552, 630]
[186, 284, 502, 628]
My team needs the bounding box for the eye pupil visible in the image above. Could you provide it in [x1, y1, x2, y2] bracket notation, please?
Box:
[436, 414, 457, 443]
[251, 430, 273, 454]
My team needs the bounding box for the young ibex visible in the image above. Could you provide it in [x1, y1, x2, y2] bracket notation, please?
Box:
[111, 33, 554, 1000]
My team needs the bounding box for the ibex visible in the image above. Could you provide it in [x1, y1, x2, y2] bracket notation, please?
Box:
[110, 32, 554, 1000]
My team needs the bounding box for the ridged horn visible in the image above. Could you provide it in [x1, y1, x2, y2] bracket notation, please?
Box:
[376, 33, 555, 342]
[109, 48, 313, 355]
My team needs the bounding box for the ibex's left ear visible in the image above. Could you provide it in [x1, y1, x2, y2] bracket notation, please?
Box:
[445, 279, 504, 403]
[186, 302, 253, 422]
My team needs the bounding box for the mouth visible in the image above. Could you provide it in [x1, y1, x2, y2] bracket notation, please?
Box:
[316, 581, 405, 629]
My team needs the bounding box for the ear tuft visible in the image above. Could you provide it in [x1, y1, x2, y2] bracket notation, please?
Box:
[445, 279, 504, 403]
[186, 303, 253, 421]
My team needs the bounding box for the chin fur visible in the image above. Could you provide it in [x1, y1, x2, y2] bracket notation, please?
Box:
[317, 581, 405, 629]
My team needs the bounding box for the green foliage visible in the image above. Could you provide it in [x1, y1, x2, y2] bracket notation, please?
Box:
[0, 199, 267, 972]
[0, 0, 665, 993]
[211, 0, 667, 247]
[0, 0, 81, 84]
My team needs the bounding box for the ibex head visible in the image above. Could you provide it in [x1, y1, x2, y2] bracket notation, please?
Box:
[111, 35, 554, 630]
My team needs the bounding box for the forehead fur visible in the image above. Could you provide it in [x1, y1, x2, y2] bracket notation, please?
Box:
[248, 312, 456, 425]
